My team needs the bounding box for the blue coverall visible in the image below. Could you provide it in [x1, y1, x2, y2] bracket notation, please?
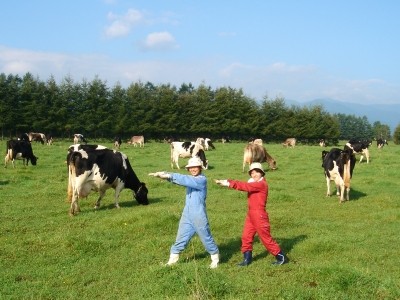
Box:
[168, 173, 219, 255]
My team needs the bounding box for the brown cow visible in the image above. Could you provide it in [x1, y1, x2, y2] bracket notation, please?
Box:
[29, 132, 46, 144]
[128, 135, 144, 147]
[282, 138, 296, 148]
[243, 144, 277, 172]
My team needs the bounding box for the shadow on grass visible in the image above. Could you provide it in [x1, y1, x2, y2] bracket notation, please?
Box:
[216, 234, 307, 263]
[348, 188, 367, 201]
[0, 180, 10, 185]
[100, 196, 164, 209]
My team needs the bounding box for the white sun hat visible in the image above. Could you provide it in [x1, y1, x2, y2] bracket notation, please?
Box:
[248, 162, 265, 176]
[185, 157, 204, 169]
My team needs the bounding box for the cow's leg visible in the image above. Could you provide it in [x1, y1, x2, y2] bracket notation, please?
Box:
[364, 149, 370, 163]
[4, 155, 8, 168]
[359, 155, 364, 163]
[345, 186, 350, 201]
[113, 185, 124, 208]
[338, 181, 345, 203]
[335, 184, 341, 197]
[69, 190, 80, 216]
[94, 190, 106, 209]
[325, 176, 331, 197]
[173, 154, 180, 169]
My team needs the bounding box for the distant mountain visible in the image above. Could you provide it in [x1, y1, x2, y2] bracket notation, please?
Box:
[286, 98, 399, 132]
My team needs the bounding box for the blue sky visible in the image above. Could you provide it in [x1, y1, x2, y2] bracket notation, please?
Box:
[1, 0, 399, 105]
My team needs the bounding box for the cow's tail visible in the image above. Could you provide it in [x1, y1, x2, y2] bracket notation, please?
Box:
[67, 153, 77, 203]
[243, 147, 251, 172]
[170, 143, 174, 169]
[343, 156, 351, 189]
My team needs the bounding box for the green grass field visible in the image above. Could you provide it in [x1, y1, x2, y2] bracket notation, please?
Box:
[1, 139, 399, 299]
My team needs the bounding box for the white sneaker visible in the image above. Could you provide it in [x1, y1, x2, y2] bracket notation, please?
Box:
[166, 253, 179, 266]
[210, 253, 219, 269]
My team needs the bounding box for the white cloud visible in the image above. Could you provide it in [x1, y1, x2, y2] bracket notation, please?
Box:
[0, 45, 398, 105]
[104, 9, 144, 38]
[138, 31, 179, 51]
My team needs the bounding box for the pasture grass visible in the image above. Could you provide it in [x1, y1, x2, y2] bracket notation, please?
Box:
[1, 139, 399, 299]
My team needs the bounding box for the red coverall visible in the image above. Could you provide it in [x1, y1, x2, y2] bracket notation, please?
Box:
[228, 177, 281, 256]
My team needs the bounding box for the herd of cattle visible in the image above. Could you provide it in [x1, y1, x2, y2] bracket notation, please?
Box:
[3, 133, 390, 214]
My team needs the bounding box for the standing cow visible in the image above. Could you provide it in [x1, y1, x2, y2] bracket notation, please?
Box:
[114, 136, 122, 149]
[322, 148, 356, 203]
[73, 134, 88, 145]
[376, 138, 388, 149]
[204, 138, 216, 150]
[67, 145, 149, 216]
[128, 135, 145, 147]
[243, 144, 277, 172]
[170, 141, 208, 169]
[344, 139, 371, 163]
[29, 132, 46, 144]
[282, 138, 296, 148]
[5, 140, 38, 168]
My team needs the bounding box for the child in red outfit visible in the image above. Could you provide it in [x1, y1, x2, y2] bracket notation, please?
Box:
[215, 162, 287, 266]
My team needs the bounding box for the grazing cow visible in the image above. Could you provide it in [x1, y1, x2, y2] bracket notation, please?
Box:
[344, 139, 371, 163]
[5, 140, 38, 168]
[322, 148, 356, 203]
[170, 141, 208, 169]
[243, 144, 277, 172]
[29, 132, 46, 144]
[66, 145, 149, 216]
[73, 134, 88, 145]
[282, 138, 296, 148]
[114, 136, 122, 149]
[128, 135, 145, 147]
[248, 138, 263, 146]
[204, 138, 216, 150]
[319, 139, 326, 147]
[377, 138, 388, 149]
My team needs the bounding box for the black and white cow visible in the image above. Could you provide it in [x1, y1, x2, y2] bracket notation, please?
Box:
[46, 134, 53, 145]
[73, 134, 88, 145]
[204, 138, 216, 150]
[344, 139, 371, 163]
[67, 144, 148, 216]
[377, 138, 388, 149]
[19, 133, 30, 142]
[170, 141, 208, 169]
[5, 140, 38, 168]
[322, 148, 356, 203]
[114, 136, 122, 149]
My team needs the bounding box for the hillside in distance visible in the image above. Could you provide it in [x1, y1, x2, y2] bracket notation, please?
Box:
[285, 98, 399, 133]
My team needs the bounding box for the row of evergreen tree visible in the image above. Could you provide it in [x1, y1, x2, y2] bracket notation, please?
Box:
[0, 72, 393, 143]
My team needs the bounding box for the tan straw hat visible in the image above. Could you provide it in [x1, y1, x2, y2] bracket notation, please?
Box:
[248, 162, 265, 176]
[185, 157, 204, 169]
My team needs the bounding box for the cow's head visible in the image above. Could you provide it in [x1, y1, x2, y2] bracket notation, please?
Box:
[197, 150, 208, 169]
[266, 158, 277, 170]
[30, 155, 38, 166]
[134, 182, 149, 205]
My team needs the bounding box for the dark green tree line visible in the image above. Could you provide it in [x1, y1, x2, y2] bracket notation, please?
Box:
[0, 72, 391, 142]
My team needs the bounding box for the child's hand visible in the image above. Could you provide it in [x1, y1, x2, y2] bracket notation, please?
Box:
[214, 179, 229, 187]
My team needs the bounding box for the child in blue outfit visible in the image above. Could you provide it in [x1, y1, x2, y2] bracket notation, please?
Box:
[149, 157, 219, 268]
